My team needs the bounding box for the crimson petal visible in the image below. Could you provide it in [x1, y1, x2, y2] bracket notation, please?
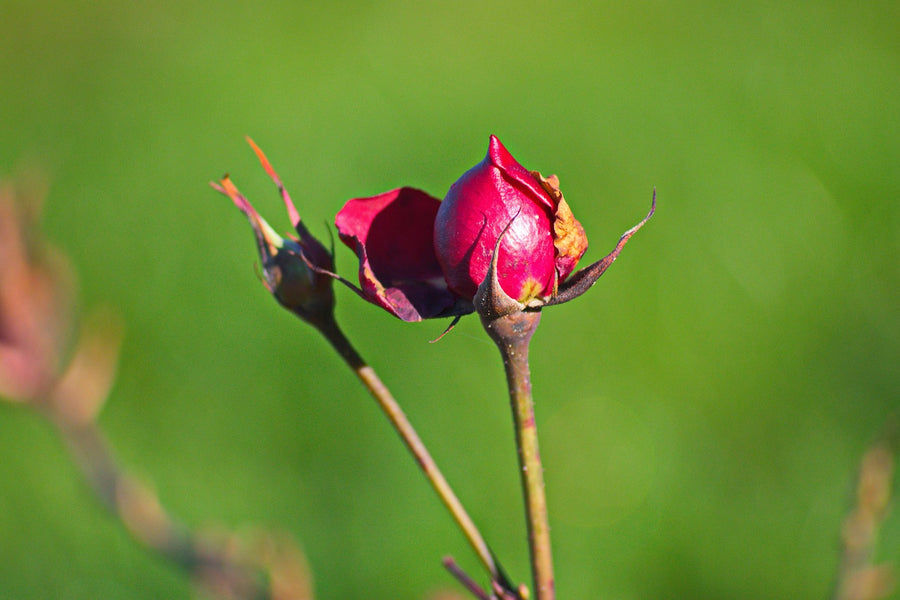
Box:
[335, 187, 472, 321]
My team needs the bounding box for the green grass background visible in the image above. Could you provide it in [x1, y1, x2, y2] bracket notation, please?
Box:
[1, 1, 898, 598]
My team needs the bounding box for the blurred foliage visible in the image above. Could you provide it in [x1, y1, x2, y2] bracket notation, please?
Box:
[1, 1, 898, 598]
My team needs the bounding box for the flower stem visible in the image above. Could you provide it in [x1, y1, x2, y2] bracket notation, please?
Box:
[36, 403, 288, 598]
[311, 314, 506, 590]
[480, 310, 554, 600]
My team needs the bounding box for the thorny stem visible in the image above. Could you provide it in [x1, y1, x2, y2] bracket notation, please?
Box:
[480, 310, 554, 600]
[310, 313, 508, 592]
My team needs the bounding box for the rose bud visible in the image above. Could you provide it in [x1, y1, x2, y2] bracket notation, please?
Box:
[333, 135, 653, 323]
[435, 135, 588, 304]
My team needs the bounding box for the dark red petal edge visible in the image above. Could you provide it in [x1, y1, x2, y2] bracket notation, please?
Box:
[335, 189, 474, 322]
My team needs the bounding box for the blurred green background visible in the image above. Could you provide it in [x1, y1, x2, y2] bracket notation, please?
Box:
[1, 1, 898, 598]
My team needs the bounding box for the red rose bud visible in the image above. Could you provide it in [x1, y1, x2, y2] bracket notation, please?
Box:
[435, 135, 588, 304]
[212, 140, 335, 323]
[332, 135, 652, 323]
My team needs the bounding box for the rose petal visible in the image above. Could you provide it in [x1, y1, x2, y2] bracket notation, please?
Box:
[488, 135, 555, 212]
[336, 187, 471, 321]
[552, 195, 588, 284]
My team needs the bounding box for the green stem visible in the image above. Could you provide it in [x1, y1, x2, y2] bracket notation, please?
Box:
[481, 310, 554, 600]
[312, 314, 504, 588]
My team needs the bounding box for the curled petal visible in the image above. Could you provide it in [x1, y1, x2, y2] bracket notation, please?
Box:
[532, 172, 589, 288]
[335, 188, 472, 321]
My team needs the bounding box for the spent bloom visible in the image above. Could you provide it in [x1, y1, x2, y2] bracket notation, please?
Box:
[212, 138, 335, 325]
[0, 173, 121, 422]
[0, 177, 72, 400]
[335, 135, 654, 321]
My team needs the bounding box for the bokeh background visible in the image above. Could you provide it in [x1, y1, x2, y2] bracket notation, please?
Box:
[1, 1, 898, 598]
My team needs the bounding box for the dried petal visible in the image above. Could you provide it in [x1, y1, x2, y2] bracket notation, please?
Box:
[546, 190, 655, 306]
